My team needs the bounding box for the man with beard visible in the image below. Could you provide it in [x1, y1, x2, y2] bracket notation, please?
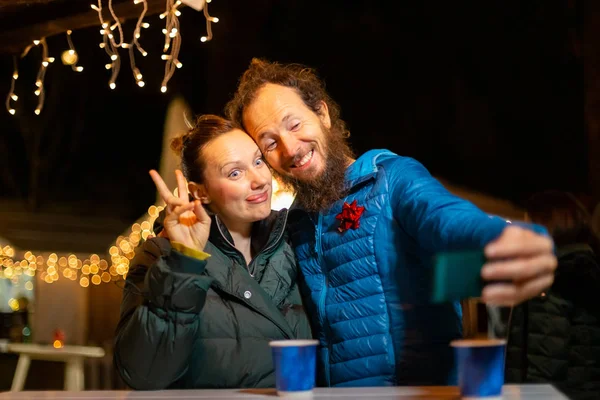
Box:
[224, 58, 557, 387]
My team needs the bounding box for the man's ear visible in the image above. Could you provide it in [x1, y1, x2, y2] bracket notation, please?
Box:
[188, 182, 210, 204]
[317, 100, 331, 129]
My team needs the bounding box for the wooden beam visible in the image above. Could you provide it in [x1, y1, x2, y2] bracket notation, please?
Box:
[0, 0, 171, 55]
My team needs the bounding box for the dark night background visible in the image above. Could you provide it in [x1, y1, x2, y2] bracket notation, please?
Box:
[0, 0, 589, 253]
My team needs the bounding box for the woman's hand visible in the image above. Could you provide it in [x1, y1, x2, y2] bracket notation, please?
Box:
[149, 169, 211, 252]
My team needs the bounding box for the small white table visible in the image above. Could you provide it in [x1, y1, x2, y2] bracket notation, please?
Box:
[0, 384, 568, 399]
[4, 343, 105, 392]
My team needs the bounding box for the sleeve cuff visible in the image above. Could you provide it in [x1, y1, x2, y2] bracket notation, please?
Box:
[171, 242, 211, 260]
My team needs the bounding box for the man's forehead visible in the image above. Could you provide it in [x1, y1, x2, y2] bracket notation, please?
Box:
[246, 84, 304, 130]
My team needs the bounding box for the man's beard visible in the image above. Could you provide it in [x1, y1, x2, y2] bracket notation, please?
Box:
[276, 125, 354, 212]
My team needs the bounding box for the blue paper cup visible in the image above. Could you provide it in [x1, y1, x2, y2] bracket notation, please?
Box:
[269, 339, 319, 397]
[451, 339, 506, 399]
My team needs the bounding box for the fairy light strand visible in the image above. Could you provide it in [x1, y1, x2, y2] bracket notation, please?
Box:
[65, 30, 84, 72]
[107, 0, 125, 47]
[91, 1, 121, 89]
[28, 38, 53, 115]
[200, 0, 219, 42]
[128, 0, 149, 88]
[160, 0, 183, 93]
[5, 56, 18, 115]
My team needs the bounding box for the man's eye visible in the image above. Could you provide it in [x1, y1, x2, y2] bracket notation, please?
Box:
[265, 141, 276, 151]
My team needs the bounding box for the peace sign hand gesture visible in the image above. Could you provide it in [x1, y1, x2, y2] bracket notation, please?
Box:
[149, 169, 211, 252]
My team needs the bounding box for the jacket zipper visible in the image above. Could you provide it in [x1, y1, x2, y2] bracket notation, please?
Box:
[214, 212, 292, 339]
[315, 212, 331, 386]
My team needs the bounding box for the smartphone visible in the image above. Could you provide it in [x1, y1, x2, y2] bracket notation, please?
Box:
[430, 250, 487, 303]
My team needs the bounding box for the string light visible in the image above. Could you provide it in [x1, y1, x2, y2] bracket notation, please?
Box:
[91, 1, 121, 90]
[107, 0, 125, 47]
[62, 30, 84, 72]
[128, 0, 149, 88]
[0, 205, 164, 287]
[5, 56, 18, 115]
[18, 38, 53, 116]
[200, 0, 219, 43]
[160, 0, 183, 93]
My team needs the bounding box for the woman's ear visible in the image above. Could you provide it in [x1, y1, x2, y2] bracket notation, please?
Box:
[188, 182, 210, 204]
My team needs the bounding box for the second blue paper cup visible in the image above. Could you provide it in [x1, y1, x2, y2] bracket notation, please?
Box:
[451, 338, 506, 399]
[269, 339, 319, 397]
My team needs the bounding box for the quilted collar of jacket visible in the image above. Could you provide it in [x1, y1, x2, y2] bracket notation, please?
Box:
[209, 209, 288, 259]
[345, 149, 397, 189]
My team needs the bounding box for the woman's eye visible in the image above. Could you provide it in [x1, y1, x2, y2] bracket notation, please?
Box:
[229, 170, 241, 178]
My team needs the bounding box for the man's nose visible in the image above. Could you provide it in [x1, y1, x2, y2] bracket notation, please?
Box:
[279, 134, 299, 160]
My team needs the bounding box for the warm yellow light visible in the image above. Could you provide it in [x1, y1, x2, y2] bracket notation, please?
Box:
[8, 109, 15, 115]
[8, 298, 19, 311]
[200, 36, 208, 42]
[90, 264, 99, 275]
[25, 281, 33, 291]
[61, 50, 78, 65]
[76, 66, 84, 72]
[34, 109, 41, 115]
[161, 86, 167, 93]
[11, 94, 18, 101]
[109, 83, 116, 90]
[53, 340, 63, 349]
[137, 81, 145, 87]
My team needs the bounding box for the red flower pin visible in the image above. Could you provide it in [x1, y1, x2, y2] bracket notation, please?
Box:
[335, 200, 365, 233]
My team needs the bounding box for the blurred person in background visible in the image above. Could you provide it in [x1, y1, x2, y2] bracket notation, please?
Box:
[505, 190, 600, 400]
